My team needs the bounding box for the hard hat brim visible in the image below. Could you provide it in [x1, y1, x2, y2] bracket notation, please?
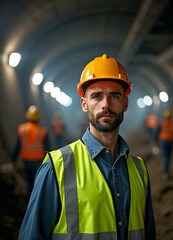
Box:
[78, 78, 132, 97]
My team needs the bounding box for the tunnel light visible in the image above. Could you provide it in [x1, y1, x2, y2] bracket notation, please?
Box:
[50, 86, 72, 106]
[9, 52, 21, 67]
[43, 81, 54, 93]
[159, 91, 169, 103]
[32, 73, 43, 85]
[137, 98, 145, 108]
[56, 92, 72, 107]
[62, 97, 72, 107]
[152, 95, 160, 106]
[143, 95, 152, 106]
[50, 87, 61, 98]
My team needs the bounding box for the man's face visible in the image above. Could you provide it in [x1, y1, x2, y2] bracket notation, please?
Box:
[81, 81, 128, 133]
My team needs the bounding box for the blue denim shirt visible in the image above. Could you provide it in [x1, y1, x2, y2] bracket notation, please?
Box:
[19, 128, 156, 240]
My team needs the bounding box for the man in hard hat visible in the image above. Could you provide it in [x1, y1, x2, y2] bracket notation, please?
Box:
[19, 54, 156, 240]
[155, 109, 173, 179]
[12, 105, 50, 200]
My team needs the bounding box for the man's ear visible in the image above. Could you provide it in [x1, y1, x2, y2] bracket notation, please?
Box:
[80, 97, 88, 112]
[124, 97, 128, 112]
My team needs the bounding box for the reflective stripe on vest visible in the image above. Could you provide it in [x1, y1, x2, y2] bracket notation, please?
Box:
[44, 140, 147, 240]
[21, 125, 43, 150]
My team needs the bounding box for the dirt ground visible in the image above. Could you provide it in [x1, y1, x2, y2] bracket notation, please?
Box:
[147, 155, 173, 240]
[0, 132, 173, 239]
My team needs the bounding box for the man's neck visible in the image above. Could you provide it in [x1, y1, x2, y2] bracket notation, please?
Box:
[90, 126, 119, 158]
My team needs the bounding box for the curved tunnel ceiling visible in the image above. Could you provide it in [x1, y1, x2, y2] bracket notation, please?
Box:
[1, 0, 173, 143]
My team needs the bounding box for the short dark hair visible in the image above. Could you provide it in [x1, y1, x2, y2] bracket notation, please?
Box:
[82, 79, 128, 95]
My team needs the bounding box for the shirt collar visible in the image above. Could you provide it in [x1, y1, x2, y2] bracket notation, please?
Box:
[82, 127, 129, 159]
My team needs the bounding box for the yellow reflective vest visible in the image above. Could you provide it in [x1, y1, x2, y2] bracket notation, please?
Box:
[43, 140, 148, 240]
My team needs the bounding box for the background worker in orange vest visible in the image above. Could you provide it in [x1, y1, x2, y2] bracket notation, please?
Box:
[145, 113, 157, 142]
[12, 105, 50, 200]
[155, 109, 173, 179]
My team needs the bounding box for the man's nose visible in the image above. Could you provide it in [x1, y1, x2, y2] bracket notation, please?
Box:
[101, 96, 110, 110]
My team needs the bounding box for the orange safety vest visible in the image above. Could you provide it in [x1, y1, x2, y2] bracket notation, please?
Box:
[158, 119, 173, 141]
[18, 122, 47, 160]
[146, 114, 157, 129]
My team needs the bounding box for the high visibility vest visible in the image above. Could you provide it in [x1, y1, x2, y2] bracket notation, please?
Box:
[158, 119, 173, 141]
[18, 122, 47, 160]
[43, 140, 148, 240]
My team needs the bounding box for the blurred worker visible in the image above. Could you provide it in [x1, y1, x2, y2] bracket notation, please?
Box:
[145, 113, 157, 142]
[51, 111, 66, 148]
[19, 54, 156, 240]
[12, 105, 50, 200]
[155, 109, 173, 179]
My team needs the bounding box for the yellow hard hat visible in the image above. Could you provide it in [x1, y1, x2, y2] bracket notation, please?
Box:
[25, 105, 40, 122]
[164, 109, 172, 119]
[77, 54, 132, 97]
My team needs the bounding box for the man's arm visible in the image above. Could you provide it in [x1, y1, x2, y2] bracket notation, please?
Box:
[18, 160, 59, 239]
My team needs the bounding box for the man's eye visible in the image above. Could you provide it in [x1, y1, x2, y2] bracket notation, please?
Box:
[112, 94, 120, 99]
[93, 95, 101, 100]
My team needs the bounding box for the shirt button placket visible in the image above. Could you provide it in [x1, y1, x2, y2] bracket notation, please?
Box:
[117, 192, 120, 197]
[118, 220, 123, 226]
[113, 163, 124, 239]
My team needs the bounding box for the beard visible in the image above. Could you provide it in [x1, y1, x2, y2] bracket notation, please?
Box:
[88, 108, 124, 132]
